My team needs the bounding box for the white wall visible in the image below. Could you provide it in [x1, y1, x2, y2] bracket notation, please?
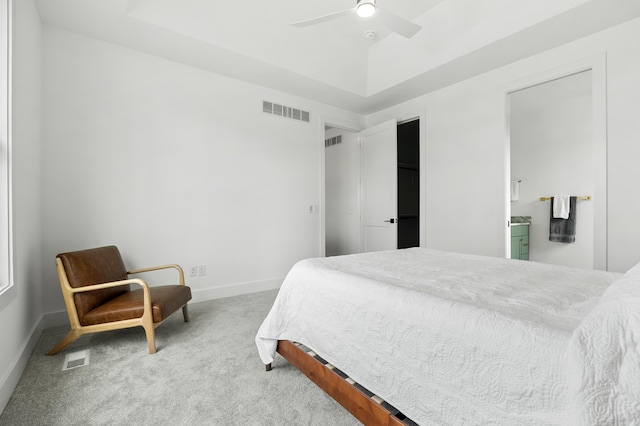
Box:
[510, 72, 594, 269]
[367, 16, 640, 273]
[40, 27, 363, 318]
[324, 128, 360, 256]
[0, 0, 43, 413]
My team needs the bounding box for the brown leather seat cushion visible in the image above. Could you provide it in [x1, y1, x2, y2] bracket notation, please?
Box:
[81, 285, 192, 326]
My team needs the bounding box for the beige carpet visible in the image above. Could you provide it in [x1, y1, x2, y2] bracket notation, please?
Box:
[0, 290, 360, 425]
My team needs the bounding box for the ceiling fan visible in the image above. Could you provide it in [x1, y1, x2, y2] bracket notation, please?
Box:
[292, 0, 422, 39]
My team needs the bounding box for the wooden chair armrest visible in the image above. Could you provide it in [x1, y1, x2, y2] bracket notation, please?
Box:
[127, 264, 185, 286]
[69, 278, 149, 293]
[67, 277, 154, 329]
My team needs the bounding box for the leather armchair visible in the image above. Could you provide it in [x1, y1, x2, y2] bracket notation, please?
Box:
[47, 245, 192, 355]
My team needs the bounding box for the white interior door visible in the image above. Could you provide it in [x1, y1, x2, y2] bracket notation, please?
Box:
[361, 119, 397, 252]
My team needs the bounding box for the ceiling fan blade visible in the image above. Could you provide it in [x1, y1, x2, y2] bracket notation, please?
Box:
[292, 8, 354, 27]
[376, 7, 422, 38]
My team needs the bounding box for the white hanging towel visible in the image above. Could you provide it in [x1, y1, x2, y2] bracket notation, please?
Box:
[553, 195, 571, 219]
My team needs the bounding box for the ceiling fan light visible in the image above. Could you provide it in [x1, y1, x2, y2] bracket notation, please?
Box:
[356, 1, 376, 18]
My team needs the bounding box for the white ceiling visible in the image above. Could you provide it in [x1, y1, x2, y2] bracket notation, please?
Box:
[35, 0, 640, 114]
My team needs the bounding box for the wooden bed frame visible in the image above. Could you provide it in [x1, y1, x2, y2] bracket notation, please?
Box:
[266, 340, 414, 426]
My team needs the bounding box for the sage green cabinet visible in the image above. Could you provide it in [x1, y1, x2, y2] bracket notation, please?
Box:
[511, 225, 529, 260]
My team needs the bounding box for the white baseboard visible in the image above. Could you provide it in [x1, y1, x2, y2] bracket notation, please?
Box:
[0, 317, 45, 415]
[190, 277, 283, 303]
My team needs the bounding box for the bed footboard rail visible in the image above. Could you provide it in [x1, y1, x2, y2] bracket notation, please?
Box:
[269, 340, 409, 426]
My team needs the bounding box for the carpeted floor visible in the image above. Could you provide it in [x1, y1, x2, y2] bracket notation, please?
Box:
[0, 290, 360, 425]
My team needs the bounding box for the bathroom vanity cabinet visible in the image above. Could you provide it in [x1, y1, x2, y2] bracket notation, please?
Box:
[511, 223, 530, 261]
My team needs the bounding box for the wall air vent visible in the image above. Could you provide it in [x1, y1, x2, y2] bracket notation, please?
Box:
[325, 134, 342, 148]
[263, 101, 310, 123]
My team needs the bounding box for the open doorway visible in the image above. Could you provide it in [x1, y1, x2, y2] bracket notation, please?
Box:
[397, 119, 420, 249]
[507, 65, 607, 270]
[324, 118, 420, 256]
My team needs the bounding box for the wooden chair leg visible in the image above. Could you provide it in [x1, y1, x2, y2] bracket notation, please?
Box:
[182, 304, 190, 322]
[143, 323, 157, 354]
[47, 329, 83, 356]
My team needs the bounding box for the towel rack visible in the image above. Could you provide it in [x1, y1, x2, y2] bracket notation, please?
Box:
[539, 196, 592, 201]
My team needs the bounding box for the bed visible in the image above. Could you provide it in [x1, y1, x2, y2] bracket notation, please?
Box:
[255, 248, 640, 425]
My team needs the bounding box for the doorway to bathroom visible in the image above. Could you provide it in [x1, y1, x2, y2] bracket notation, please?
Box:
[507, 62, 606, 270]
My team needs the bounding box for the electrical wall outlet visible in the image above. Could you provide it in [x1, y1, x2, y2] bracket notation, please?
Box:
[197, 264, 206, 276]
[189, 266, 197, 277]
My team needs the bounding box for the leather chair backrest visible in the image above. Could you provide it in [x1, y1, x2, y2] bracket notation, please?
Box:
[57, 245, 130, 324]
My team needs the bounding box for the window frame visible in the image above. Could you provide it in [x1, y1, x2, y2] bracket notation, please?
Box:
[0, 0, 14, 308]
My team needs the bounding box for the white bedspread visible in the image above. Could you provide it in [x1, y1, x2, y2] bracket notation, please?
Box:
[255, 248, 640, 425]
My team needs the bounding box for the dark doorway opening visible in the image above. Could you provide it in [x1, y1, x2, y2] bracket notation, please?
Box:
[397, 119, 420, 249]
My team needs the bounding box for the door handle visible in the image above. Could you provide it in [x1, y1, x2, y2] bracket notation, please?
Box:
[384, 218, 396, 224]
